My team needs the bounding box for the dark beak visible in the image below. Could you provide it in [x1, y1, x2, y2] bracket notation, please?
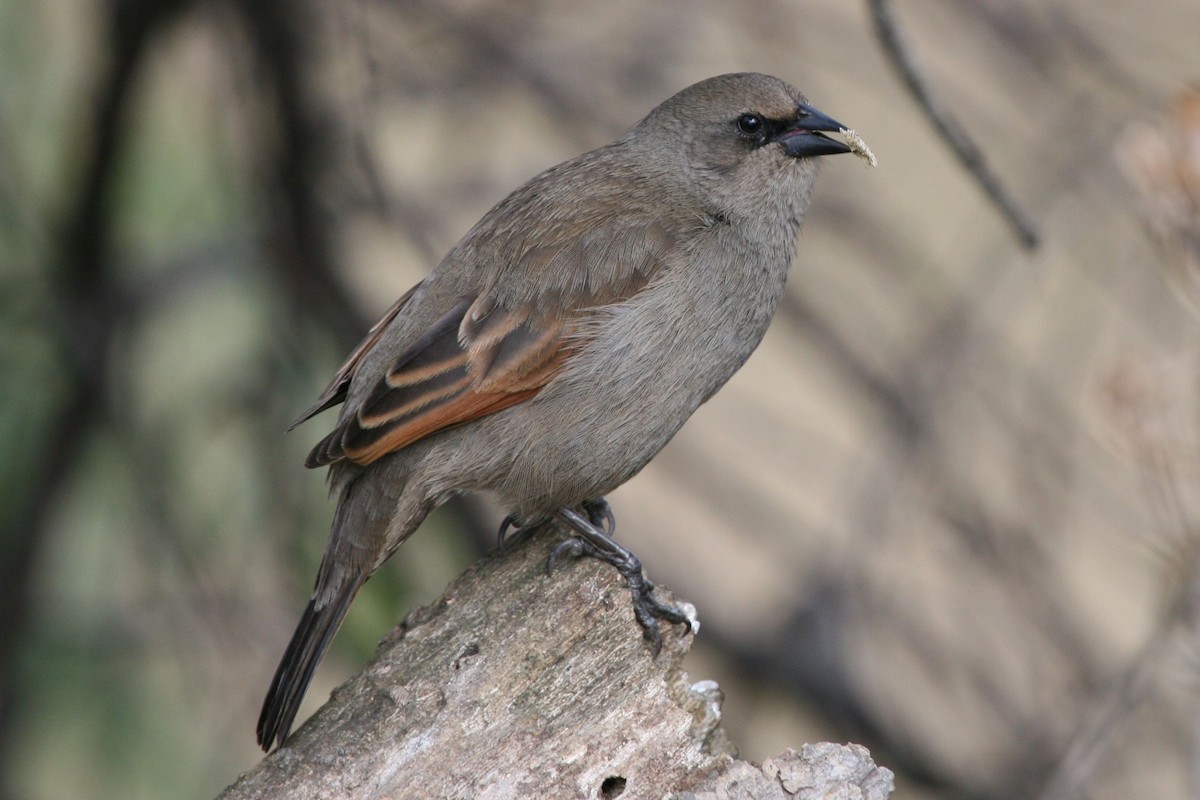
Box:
[776, 103, 853, 158]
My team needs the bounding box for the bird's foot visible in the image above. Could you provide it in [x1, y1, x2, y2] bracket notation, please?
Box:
[544, 496, 619, 564]
[551, 501, 694, 654]
[546, 497, 618, 570]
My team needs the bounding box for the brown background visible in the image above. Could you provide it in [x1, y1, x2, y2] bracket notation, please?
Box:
[3, 1, 1199, 798]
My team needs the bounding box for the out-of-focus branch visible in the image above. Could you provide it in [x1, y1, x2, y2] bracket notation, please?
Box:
[1029, 90, 1200, 800]
[233, 0, 371, 341]
[1035, 577, 1189, 800]
[867, 0, 1041, 250]
[400, 0, 617, 133]
[0, 0, 193, 790]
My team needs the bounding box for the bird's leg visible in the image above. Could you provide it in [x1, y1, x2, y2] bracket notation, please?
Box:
[550, 503, 692, 654]
[500, 500, 617, 550]
[544, 497, 615, 563]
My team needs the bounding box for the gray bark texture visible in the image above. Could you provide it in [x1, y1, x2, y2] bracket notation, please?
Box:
[219, 531, 894, 800]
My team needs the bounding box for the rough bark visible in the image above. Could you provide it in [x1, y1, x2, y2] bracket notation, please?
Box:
[219, 530, 893, 800]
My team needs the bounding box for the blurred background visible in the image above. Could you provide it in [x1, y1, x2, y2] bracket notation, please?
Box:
[3, 0, 1200, 798]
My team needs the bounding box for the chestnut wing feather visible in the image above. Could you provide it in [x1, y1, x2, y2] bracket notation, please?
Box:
[287, 285, 419, 432]
[305, 298, 575, 468]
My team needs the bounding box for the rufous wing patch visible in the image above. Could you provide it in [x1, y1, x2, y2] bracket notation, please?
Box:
[288, 284, 420, 431]
[306, 295, 578, 468]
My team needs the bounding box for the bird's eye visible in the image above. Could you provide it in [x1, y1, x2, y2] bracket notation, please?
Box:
[736, 113, 763, 137]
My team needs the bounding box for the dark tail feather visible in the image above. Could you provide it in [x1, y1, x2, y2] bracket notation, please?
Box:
[256, 580, 359, 751]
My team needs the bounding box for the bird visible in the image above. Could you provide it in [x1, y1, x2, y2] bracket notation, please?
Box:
[257, 72, 856, 751]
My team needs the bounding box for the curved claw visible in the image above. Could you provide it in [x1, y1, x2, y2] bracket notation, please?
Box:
[582, 498, 616, 537]
[497, 515, 519, 548]
[626, 573, 692, 655]
[637, 614, 664, 655]
[642, 586, 693, 629]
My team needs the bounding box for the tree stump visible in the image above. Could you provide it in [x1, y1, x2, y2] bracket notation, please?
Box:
[219, 530, 893, 800]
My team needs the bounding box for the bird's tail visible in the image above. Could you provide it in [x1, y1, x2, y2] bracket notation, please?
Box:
[256, 575, 361, 751]
[256, 465, 424, 751]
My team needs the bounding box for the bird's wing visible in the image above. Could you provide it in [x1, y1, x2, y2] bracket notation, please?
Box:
[304, 211, 679, 469]
[306, 297, 577, 467]
[288, 285, 420, 431]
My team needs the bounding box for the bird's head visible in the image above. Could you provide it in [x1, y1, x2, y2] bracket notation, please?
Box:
[628, 72, 854, 222]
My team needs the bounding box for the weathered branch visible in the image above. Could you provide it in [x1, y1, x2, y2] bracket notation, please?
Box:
[220, 532, 893, 799]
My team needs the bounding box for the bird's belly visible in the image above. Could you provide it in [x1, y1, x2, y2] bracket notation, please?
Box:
[492, 377, 700, 515]
[489, 279, 782, 515]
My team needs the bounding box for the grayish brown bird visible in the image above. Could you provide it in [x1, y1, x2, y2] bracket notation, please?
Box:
[258, 72, 855, 750]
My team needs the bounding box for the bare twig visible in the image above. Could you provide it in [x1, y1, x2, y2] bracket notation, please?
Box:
[867, 0, 1041, 250]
